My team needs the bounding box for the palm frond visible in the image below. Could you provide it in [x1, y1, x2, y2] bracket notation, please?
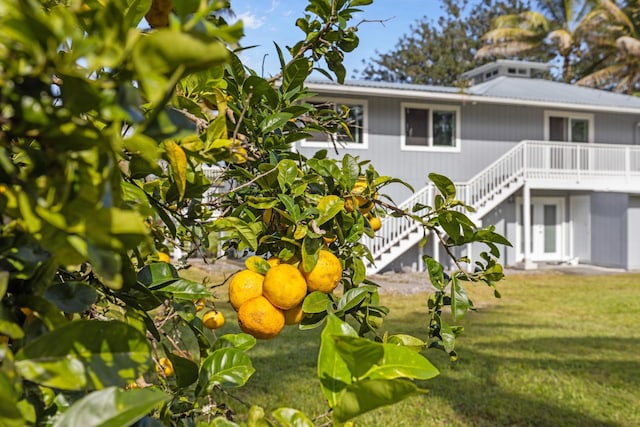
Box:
[576, 63, 626, 87]
[475, 41, 543, 59]
[617, 36, 640, 57]
[482, 28, 546, 42]
[548, 29, 573, 52]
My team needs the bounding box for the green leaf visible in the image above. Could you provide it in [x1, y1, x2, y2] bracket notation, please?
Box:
[133, 29, 228, 76]
[451, 276, 470, 322]
[152, 278, 210, 300]
[386, 334, 426, 351]
[212, 333, 257, 352]
[429, 172, 456, 200]
[137, 262, 179, 287]
[164, 140, 187, 201]
[333, 379, 423, 423]
[318, 315, 357, 407]
[332, 336, 439, 381]
[15, 320, 151, 390]
[197, 348, 255, 394]
[212, 217, 259, 251]
[368, 343, 439, 381]
[301, 237, 322, 272]
[272, 408, 314, 427]
[52, 387, 168, 427]
[350, 0, 373, 5]
[260, 112, 293, 134]
[281, 57, 310, 93]
[44, 282, 97, 313]
[316, 195, 344, 226]
[167, 352, 199, 389]
[0, 271, 8, 300]
[334, 286, 371, 316]
[331, 335, 383, 379]
[0, 371, 23, 427]
[210, 418, 240, 426]
[439, 318, 457, 355]
[425, 257, 445, 290]
[244, 76, 279, 108]
[124, 0, 152, 28]
[302, 291, 331, 314]
[277, 159, 299, 189]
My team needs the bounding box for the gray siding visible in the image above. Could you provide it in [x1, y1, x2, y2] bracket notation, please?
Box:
[591, 192, 627, 268]
[627, 196, 640, 270]
[294, 90, 640, 270]
[296, 96, 549, 203]
[296, 93, 640, 204]
[595, 113, 640, 145]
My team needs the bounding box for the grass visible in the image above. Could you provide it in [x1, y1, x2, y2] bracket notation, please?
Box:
[186, 265, 640, 427]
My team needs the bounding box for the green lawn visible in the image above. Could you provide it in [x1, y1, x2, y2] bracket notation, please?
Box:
[192, 267, 640, 427]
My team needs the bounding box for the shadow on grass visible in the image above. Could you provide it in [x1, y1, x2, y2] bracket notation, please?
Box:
[218, 303, 638, 426]
[422, 376, 623, 427]
[395, 310, 638, 426]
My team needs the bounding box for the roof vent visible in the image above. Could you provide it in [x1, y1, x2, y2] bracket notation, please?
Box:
[462, 60, 552, 85]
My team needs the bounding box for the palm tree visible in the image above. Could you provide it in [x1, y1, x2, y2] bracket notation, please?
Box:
[577, 0, 640, 94]
[476, 0, 599, 82]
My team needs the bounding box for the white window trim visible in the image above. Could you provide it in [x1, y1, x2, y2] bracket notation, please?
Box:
[400, 102, 461, 152]
[543, 110, 595, 143]
[301, 98, 369, 150]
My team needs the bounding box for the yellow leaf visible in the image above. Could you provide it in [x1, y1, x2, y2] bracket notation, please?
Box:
[245, 255, 270, 274]
[164, 140, 187, 200]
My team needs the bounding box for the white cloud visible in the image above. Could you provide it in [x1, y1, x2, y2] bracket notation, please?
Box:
[236, 12, 264, 30]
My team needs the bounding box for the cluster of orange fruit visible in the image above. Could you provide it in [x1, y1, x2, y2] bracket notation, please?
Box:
[345, 179, 382, 232]
[229, 250, 342, 339]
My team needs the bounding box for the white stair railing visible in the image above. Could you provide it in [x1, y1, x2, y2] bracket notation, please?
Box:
[365, 142, 528, 272]
[365, 140, 640, 273]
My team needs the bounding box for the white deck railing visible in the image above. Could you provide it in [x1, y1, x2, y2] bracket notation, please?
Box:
[366, 140, 640, 272]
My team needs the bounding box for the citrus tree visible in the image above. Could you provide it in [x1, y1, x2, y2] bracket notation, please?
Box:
[0, 0, 509, 425]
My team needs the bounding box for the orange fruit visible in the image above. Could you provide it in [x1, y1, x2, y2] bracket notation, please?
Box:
[193, 298, 206, 312]
[262, 264, 307, 310]
[158, 252, 171, 262]
[237, 296, 285, 339]
[349, 179, 377, 214]
[266, 256, 281, 267]
[202, 310, 225, 329]
[323, 235, 337, 245]
[156, 357, 174, 376]
[300, 250, 342, 293]
[229, 270, 264, 311]
[344, 197, 356, 212]
[284, 303, 305, 325]
[369, 216, 382, 232]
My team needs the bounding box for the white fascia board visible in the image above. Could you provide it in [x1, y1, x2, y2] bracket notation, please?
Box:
[305, 82, 640, 115]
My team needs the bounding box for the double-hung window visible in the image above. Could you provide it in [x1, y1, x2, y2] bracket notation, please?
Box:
[401, 103, 460, 151]
[303, 99, 368, 149]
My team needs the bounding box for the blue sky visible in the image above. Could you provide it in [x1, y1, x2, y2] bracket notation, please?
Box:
[233, 0, 445, 79]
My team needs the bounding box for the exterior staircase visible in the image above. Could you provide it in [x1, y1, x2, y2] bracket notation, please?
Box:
[364, 140, 640, 273]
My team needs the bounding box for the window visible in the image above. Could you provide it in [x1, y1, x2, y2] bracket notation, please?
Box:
[401, 103, 460, 151]
[544, 111, 593, 143]
[303, 99, 368, 149]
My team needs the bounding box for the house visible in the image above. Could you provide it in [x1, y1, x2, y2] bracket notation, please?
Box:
[294, 60, 640, 273]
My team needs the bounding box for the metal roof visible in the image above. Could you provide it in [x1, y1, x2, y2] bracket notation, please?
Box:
[306, 76, 640, 114]
[467, 76, 640, 110]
